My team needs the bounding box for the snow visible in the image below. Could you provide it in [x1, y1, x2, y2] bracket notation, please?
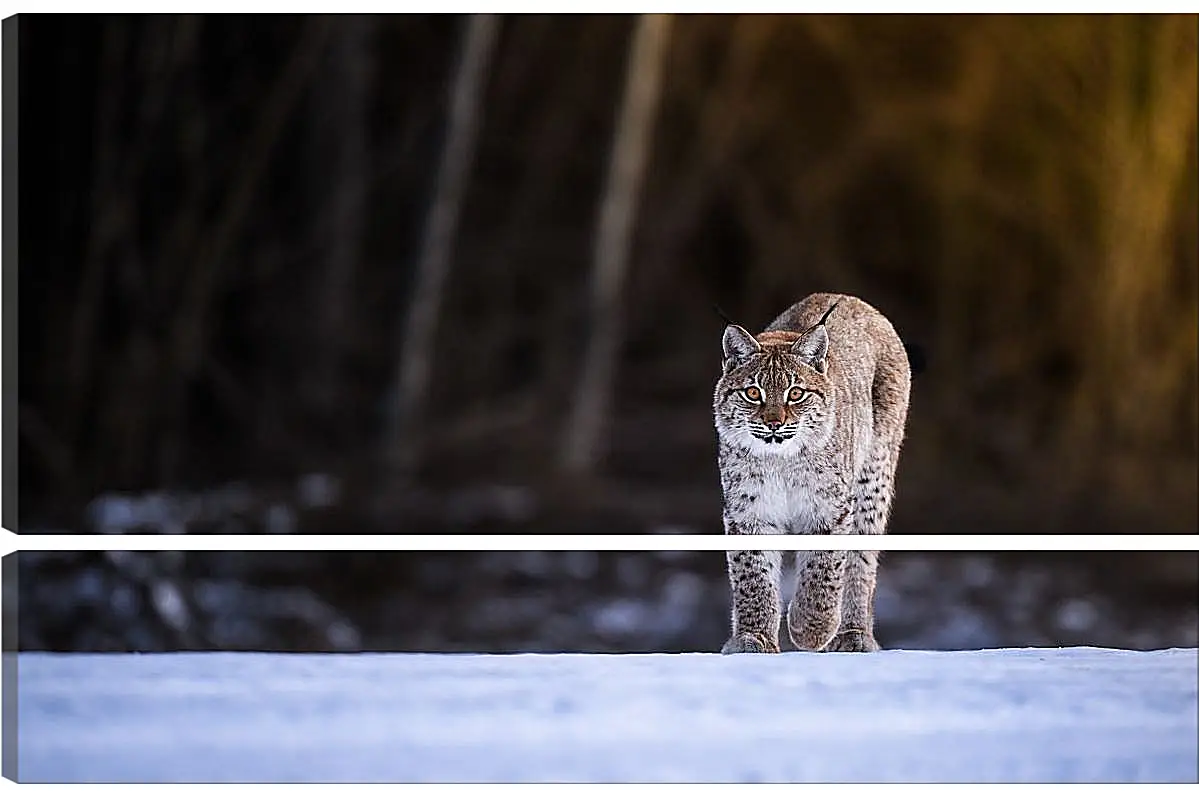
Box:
[15, 647, 1199, 783]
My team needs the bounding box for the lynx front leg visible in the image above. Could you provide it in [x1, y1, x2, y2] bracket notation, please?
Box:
[825, 550, 881, 652]
[787, 550, 847, 651]
[826, 435, 899, 653]
[722, 548, 783, 654]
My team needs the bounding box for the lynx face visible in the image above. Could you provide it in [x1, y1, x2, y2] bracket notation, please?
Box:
[713, 324, 834, 454]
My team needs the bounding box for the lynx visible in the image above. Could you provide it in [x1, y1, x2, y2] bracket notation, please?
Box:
[713, 293, 911, 654]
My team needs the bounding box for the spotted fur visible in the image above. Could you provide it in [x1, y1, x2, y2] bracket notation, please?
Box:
[714, 293, 911, 654]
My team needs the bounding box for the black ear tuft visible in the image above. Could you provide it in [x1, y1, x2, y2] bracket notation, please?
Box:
[713, 304, 738, 327]
[816, 301, 840, 328]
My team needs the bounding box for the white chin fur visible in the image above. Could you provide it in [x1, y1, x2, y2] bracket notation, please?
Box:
[716, 421, 804, 455]
[757, 440, 795, 457]
[742, 431, 801, 457]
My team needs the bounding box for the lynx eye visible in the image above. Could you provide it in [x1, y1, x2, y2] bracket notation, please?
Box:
[743, 386, 762, 402]
[787, 386, 806, 403]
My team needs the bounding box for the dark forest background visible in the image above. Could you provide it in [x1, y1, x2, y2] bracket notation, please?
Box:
[11, 14, 1197, 535]
[13, 550, 1199, 653]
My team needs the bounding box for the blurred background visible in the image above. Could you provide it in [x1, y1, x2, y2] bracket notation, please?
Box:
[12, 551, 1199, 652]
[13, 14, 1198, 533]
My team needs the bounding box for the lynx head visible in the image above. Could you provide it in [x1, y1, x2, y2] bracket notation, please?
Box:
[713, 314, 836, 453]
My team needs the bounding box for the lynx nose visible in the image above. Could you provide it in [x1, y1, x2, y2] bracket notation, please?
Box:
[763, 417, 784, 430]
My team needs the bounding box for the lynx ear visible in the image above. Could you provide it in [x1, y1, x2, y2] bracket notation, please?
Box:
[791, 325, 829, 373]
[722, 324, 760, 365]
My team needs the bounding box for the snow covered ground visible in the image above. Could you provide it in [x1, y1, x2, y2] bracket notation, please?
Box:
[15, 647, 1198, 783]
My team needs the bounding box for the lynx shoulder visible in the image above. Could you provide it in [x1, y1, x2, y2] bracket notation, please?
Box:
[712, 292, 911, 654]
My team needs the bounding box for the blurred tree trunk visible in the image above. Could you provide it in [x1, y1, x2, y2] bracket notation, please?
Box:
[561, 13, 672, 475]
[68, 17, 130, 490]
[1078, 16, 1198, 456]
[158, 19, 330, 486]
[309, 16, 373, 420]
[488, 20, 605, 383]
[384, 14, 501, 477]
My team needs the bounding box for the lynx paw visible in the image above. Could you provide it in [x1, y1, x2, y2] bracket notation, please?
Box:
[720, 632, 780, 654]
[786, 600, 840, 652]
[824, 630, 881, 653]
